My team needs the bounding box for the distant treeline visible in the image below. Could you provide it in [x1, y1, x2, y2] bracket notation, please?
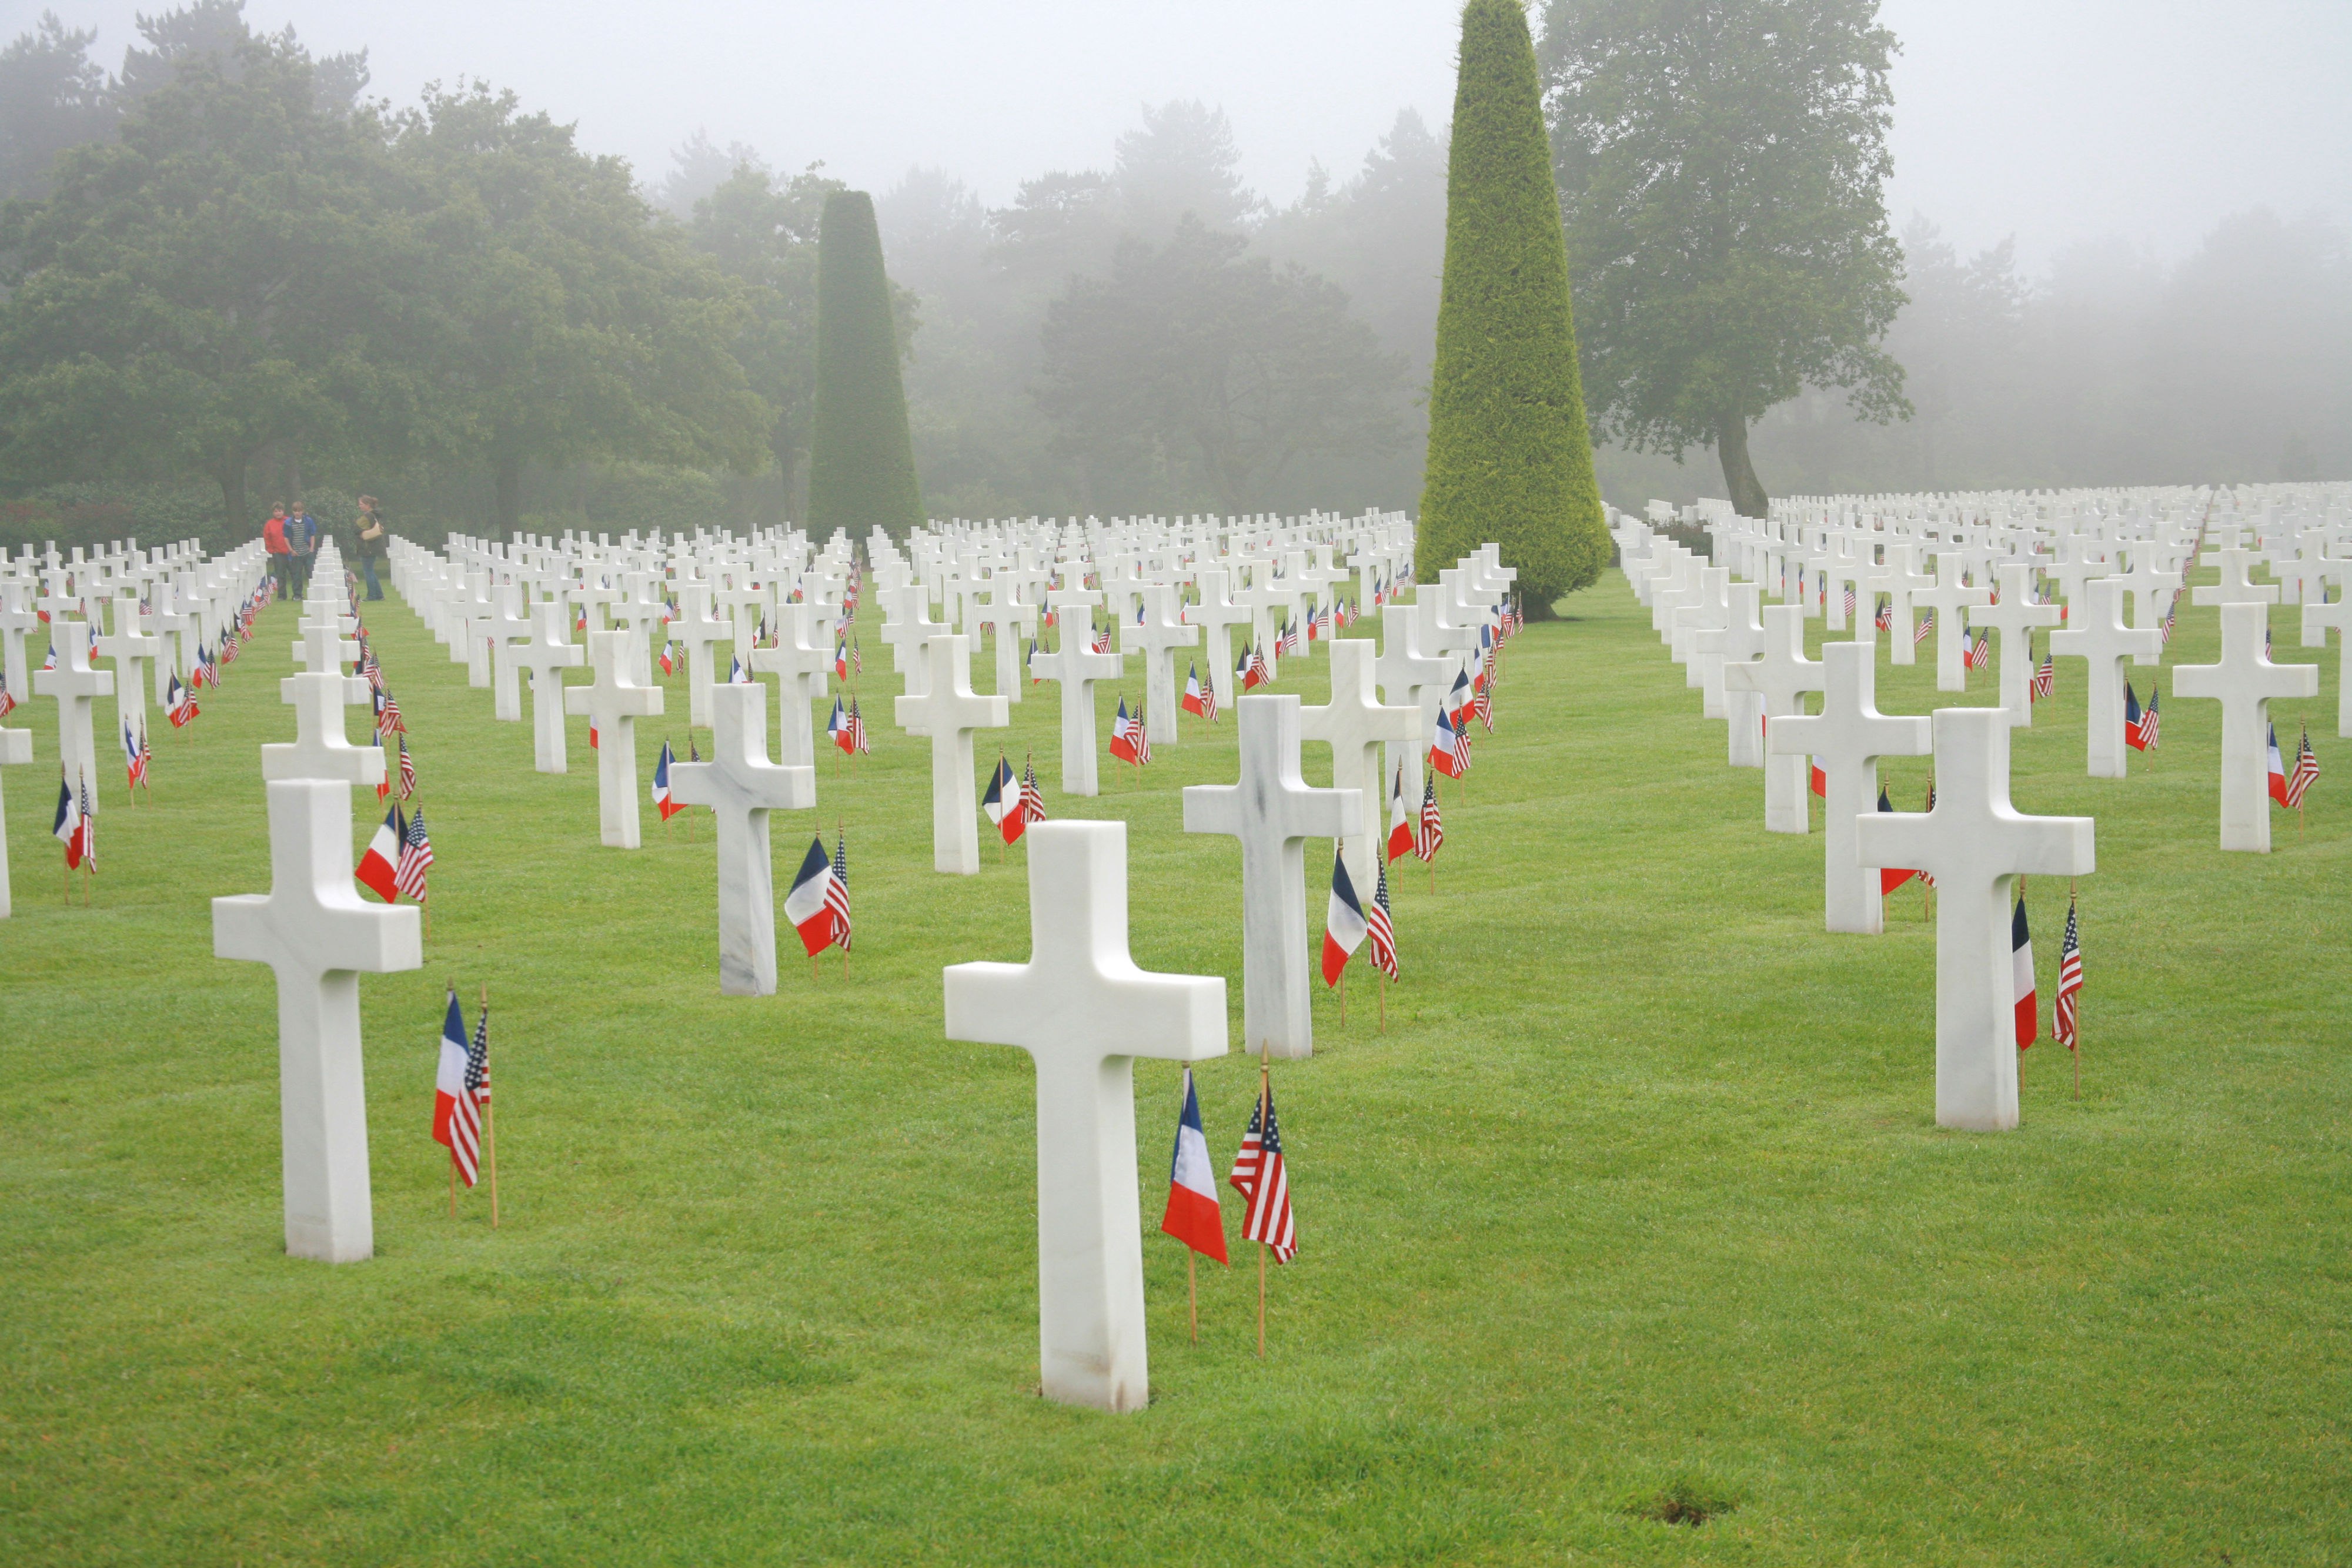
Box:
[1, 2, 2342, 553]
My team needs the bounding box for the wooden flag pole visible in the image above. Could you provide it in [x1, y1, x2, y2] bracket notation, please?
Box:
[2070, 877, 2082, 1103]
[482, 981, 499, 1229]
[1337, 968, 1346, 1028]
[1187, 1251, 1198, 1345]
[1378, 972, 1387, 1033]
[1256, 1041, 1271, 1360]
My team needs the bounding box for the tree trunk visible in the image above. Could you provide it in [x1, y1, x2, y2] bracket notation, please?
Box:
[1715, 412, 1769, 519]
[770, 419, 798, 526]
[285, 448, 304, 506]
[493, 452, 523, 536]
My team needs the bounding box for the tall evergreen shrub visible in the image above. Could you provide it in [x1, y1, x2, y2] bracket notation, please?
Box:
[807, 190, 924, 538]
[1418, 0, 1609, 614]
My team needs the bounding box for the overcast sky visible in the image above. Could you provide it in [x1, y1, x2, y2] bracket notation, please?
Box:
[11, 0, 2347, 268]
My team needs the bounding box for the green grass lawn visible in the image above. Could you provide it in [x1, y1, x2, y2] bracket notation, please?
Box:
[2, 563, 2347, 1566]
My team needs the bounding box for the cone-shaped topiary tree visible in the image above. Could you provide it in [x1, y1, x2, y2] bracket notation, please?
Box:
[807, 190, 924, 539]
[1418, 0, 1609, 616]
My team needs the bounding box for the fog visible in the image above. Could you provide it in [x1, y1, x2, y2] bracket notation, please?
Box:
[10, 0, 2344, 263]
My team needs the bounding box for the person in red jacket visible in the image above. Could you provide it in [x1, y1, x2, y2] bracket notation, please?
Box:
[262, 504, 292, 597]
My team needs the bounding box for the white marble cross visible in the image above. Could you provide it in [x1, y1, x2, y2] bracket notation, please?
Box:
[942, 818, 1225, 1412]
[0, 579, 36, 704]
[2300, 589, 2352, 739]
[1969, 563, 2063, 727]
[1029, 617, 1124, 797]
[213, 778, 423, 1261]
[1182, 694, 1358, 1060]
[2048, 577, 2160, 779]
[1125, 583, 1199, 745]
[263, 671, 385, 787]
[31, 618, 111, 815]
[1723, 605, 1823, 834]
[667, 681, 814, 993]
[2173, 601, 2318, 852]
[674, 586, 736, 728]
[1913, 553, 1993, 692]
[1182, 566, 1252, 713]
[1372, 603, 1452, 791]
[563, 629, 665, 848]
[1299, 638, 1420, 885]
[1869, 546, 1936, 665]
[485, 586, 534, 722]
[2190, 548, 2280, 609]
[0, 724, 31, 918]
[95, 591, 161, 730]
[1695, 583, 1768, 766]
[512, 601, 584, 774]
[2111, 546, 2183, 630]
[1855, 708, 2094, 1131]
[749, 601, 831, 769]
[968, 583, 1039, 704]
[894, 634, 1009, 874]
[1768, 641, 1930, 932]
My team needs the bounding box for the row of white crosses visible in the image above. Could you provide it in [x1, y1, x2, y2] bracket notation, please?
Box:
[1618, 479, 2351, 1125]
[1617, 510, 2092, 1132]
[934, 537, 1532, 1415]
[212, 544, 424, 1262]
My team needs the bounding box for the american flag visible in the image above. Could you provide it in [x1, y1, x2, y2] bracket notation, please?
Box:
[2032, 641, 2055, 700]
[1915, 610, 1935, 644]
[827, 830, 854, 951]
[2139, 690, 2161, 749]
[1875, 600, 1893, 632]
[1844, 585, 1858, 618]
[398, 734, 418, 800]
[396, 807, 434, 901]
[0, 674, 13, 718]
[376, 687, 404, 734]
[1965, 631, 1990, 670]
[123, 718, 146, 789]
[847, 698, 871, 754]
[1229, 1079, 1295, 1262]
[1473, 684, 1494, 731]
[1367, 860, 1398, 981]
[2285, 721, 2320, 808]
[168, 673, 198, 727]
[1417, 770, 1444, 860]
[1020, 757, 1048, 828]
[466, 1002, 492, 1108]
[2162, 595, 2179, 646]
[1090, 623, 1112, 655]
[852, 636, 863, 676]
[2054, 895, 2083, 1051]
[1280, 618, 1300, 656]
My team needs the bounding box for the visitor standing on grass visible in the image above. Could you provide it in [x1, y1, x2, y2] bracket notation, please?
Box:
[289, 500, 320, 597]
[354, 495, 388, 600]
[262, 504, 292, 597]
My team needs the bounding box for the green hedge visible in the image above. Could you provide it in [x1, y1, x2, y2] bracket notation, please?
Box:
[806, 190, 926, 541]
[1416, 0, 1610, 614]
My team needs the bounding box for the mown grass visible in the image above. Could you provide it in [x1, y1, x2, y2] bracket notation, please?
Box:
[1, 564, 2346, 1566]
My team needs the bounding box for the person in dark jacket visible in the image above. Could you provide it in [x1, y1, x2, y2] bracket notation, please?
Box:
[353, 495, 389, 599]
[288, 500, 320, 597]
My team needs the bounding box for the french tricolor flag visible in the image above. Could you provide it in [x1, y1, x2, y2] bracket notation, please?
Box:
[2267, 723, 2289, 805]
[1320, 850, 1370, 985]
[1158, 1066, 1227, 1263]
[2012, 895, 2037, 1049]
[356, 804, 402, 902]
[432, 991, 480, 1185]
[783, 837, 839, 957]
[1430, 707, 1465, 779]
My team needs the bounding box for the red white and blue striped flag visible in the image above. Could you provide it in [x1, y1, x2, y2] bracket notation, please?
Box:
[1230, 1079, 1295, 1263]
[1159, 1066, 1227, 1263]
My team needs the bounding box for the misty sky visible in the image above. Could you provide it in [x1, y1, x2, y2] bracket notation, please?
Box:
[11, 0, 2347, 266]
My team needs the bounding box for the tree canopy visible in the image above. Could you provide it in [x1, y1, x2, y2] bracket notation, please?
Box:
[1538, 0, 1909, 516]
